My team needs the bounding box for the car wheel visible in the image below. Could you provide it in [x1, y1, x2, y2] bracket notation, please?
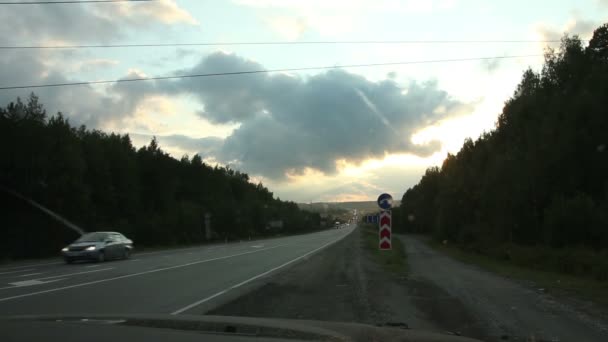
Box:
[64, 257, 73, 264]
[96, 251, 105, 263]
[123, 248, 130, 259]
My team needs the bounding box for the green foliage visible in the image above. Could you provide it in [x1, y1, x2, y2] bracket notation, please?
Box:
[398, 24, 608, 278]
[431, 241, 608, 305]
[361, 224, 407, 274]
[0, 95, 320, 259]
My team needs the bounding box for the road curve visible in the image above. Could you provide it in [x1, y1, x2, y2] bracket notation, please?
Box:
[0, 226, 354, 316]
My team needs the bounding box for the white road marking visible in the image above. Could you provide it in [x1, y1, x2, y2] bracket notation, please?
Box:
[0, 243, 289, 303]
[7, 279, 65, 287]
[250, 245, 264, 248]
[38, 268, 114, 280]
[0, 269, 35, 275]
[0, 269, 113, 291]
[16, 273, 43, 278]
[0, 262, 62, 272]
[171, 233, 351, 315]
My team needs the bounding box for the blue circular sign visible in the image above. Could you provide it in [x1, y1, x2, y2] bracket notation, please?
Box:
[377, 193, 393, 210]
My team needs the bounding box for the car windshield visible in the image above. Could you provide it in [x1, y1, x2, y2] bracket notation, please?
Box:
[75, 233, 108, 243]
[1, 2, 607, 342]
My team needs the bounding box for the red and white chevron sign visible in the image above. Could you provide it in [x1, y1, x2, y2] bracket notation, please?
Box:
[379, 210, 391, 250]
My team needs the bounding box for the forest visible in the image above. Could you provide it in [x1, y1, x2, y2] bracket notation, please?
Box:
[398, 24, 608, 280]
[0, 98, 321, 259]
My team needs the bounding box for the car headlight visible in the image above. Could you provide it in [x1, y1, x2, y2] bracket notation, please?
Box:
[61, 247, 68, 252]
[85, 246, 96, 251]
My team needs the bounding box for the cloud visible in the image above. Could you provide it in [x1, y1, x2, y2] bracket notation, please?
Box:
[73, 59, 120, 72]
[0, 52, 161, 129]
[139, 52, 472, 179]
[0, 0, 198, 126]
[171, 53, 271, 124]
[315, 181, 384, 202]
[536, 17, 597, 43]
[266, 16, 308, 40]
[234, 0, 456, 12]
[94, 0, 198, 26]
[0, 6, 119, 45]
[1, 43, 472, 182]
[0, 0, 195, 46]
[480, 57, 502, 73]
[175, 48, 199, 60]
[265, 159, 429, 202]
[236, 0, 456, 38]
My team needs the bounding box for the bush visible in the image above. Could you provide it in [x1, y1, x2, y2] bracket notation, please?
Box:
[479, 243, 608, 281]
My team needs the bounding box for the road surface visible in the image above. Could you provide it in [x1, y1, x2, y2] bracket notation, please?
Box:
[0, 226, 354, 316]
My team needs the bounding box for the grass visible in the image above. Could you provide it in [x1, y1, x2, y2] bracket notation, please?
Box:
[429, 240, 608, 308]
[360, 224, 408, 275]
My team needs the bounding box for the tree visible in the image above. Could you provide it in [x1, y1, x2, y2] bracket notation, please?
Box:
[0, 98, 321, 258]
[399, 23, 608, 254]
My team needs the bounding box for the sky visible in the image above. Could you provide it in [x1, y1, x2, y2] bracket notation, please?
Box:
[0, 0, 606, 202]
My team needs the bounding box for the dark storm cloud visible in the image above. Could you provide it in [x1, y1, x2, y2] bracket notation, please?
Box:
[172, 53, 270, 124]
[154, 52, 472, 178]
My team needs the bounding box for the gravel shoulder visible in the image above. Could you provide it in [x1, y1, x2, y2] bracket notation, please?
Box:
[400, 235, 608, 342]
[208, 228, 608, 341]
[208, 228, 488, 340]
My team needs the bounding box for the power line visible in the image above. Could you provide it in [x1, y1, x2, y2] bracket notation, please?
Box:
[0, 54, 542, 91]
[0, 40, 576, 50]
[0, 0, 155, 4]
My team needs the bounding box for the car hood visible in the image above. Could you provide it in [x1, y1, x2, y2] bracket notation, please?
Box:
[0, 314, 484, 342]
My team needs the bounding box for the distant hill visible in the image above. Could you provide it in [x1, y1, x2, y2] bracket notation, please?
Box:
[298, 201, 400, 214]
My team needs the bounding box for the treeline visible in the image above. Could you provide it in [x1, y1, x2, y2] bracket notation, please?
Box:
[398, 24, 608, 278]
[0, 96, 320, 259]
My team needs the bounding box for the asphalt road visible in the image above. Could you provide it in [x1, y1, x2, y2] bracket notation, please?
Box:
[0, 226, 355, 317]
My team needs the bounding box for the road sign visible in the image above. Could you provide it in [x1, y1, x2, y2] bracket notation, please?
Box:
[377, 193, 393, 210]
[379, 210, 392, 250]
[366, 214, 378, 224]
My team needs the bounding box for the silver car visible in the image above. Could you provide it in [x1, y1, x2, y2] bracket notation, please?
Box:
[61, 231, 133, 263]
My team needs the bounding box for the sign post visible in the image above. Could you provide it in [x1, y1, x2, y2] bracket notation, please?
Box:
[204, 213, 212, 240]
[379, 211, 391, 250]
[377, 193, 393, 250]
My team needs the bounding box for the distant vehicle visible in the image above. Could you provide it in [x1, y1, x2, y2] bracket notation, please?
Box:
[61, 231, 133, 263]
